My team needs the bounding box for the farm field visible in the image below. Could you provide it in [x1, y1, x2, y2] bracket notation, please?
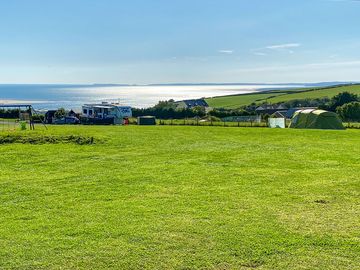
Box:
[206, 84, 360, 109]
[0, 125, 359, 269]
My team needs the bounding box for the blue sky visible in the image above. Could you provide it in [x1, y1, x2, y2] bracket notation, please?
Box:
[0, 0, 359, 84]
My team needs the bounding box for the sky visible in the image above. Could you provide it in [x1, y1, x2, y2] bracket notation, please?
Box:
[0, 0, 360, 84]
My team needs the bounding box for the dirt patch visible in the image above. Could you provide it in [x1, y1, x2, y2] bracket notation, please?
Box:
[314, 199, 329, 204]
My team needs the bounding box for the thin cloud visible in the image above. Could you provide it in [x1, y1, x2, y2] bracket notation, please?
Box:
[266, 43, 301, 50]
[252, 43, 301, 55]
[253, 52, 267, 56]
[218, 50, 234, 54]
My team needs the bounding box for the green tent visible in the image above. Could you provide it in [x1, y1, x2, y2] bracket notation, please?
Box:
[137, 116, 156, 125]
[289, 109, 345, 130]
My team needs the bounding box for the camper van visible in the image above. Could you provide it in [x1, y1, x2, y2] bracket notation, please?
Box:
[82, 102, 132, 125]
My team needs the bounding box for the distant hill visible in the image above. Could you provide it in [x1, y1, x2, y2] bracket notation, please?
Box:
[147, 82, 355, 87]
[205, 84, 360, 109]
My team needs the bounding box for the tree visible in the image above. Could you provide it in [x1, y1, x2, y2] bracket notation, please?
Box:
[336, 102, 360, 122]
[54, 108, 66, 119]
[191, 106, 206, 117]
[154, 99, 177, 110]
[328, 92, 359, 111]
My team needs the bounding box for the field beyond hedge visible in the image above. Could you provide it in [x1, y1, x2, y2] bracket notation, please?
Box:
[206, 84, 360, 109]
[0, 125, 359, 269]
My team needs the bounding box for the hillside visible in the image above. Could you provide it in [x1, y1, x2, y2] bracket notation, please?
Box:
[0, 126, 359, 269]
[205, 84, 360, 109]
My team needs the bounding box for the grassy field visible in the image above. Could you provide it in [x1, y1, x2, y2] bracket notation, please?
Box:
[0, 125, 359, 269]
[206, 84, 360, 109]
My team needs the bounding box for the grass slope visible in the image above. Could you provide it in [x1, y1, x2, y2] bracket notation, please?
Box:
[206, 84, 360, 109]
[0, 126, 359, 269]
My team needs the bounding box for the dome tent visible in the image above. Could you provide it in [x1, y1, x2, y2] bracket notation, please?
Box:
[289, 109, 345, 130]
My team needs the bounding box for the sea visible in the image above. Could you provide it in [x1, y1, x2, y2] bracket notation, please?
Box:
[0, 84, 308, 110]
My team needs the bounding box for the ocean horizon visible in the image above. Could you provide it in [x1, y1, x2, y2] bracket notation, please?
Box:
[0, 83, 331, 110]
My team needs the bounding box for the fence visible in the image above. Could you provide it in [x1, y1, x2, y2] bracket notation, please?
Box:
[0, 118, 24, 132]
[157, 118, 268, 128]
[222, 115, 262, 123]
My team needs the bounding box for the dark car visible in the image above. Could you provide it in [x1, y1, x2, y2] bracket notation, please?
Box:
[54, 116, 80, 125]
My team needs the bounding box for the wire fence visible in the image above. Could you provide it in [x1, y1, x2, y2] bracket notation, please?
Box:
[156, 118, 268, 128]
[0, 117, 45, 132]
[0, 118, 25, 132]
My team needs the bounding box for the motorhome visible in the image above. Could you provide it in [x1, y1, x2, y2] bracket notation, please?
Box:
[82, 102, 132, 125]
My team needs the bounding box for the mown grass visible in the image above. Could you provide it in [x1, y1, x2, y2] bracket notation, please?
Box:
[206, 84, 360, 109]
[0, 125, 359, 269]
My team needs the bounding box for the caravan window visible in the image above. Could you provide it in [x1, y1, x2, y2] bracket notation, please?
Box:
[83, 109, 88, 114]
[89, 110, 93, 115]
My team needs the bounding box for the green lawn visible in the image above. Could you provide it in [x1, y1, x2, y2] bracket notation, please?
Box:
[206, 84, 360, 109]
[0, 125, 359, 269]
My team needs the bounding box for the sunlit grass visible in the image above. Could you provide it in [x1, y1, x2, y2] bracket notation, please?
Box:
[0, 125, 359, 269]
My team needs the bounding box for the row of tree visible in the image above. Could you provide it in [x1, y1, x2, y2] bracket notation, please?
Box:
[132, 107, 206, 119]
[0, 108, 29, 118]
[132, 99, 207, 119]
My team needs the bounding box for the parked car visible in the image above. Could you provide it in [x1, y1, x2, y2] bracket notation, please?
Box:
[54, 116, 80, 124]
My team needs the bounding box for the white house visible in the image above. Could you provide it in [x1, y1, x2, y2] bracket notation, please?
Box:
[82, 102, 132, 124]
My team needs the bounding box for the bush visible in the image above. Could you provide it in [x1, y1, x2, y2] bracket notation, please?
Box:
[32, 114, 45, 123]
[328, 92, 359, 111]
[20, 122, 27, 130]
[209, 108, 253, 118]
[336, 102, 360, 122]
[54, 108, 66, 119]
[0, 108, 21, 118]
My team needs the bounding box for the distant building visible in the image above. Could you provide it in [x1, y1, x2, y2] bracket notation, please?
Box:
[255, 104, 287, 115]
[68, 109, 77, 117]
[81, 102, 132, 125]
[285, 107, 317, 119]
[271, 111, 287, 118]
[45, 110, 57, 124]
[175, 99, 209, 110]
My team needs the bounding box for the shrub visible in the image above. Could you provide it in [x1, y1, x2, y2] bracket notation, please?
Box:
[54, 108, 66, 119]
[336, 102, 360, 122]
[328, 92, 359, 111]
